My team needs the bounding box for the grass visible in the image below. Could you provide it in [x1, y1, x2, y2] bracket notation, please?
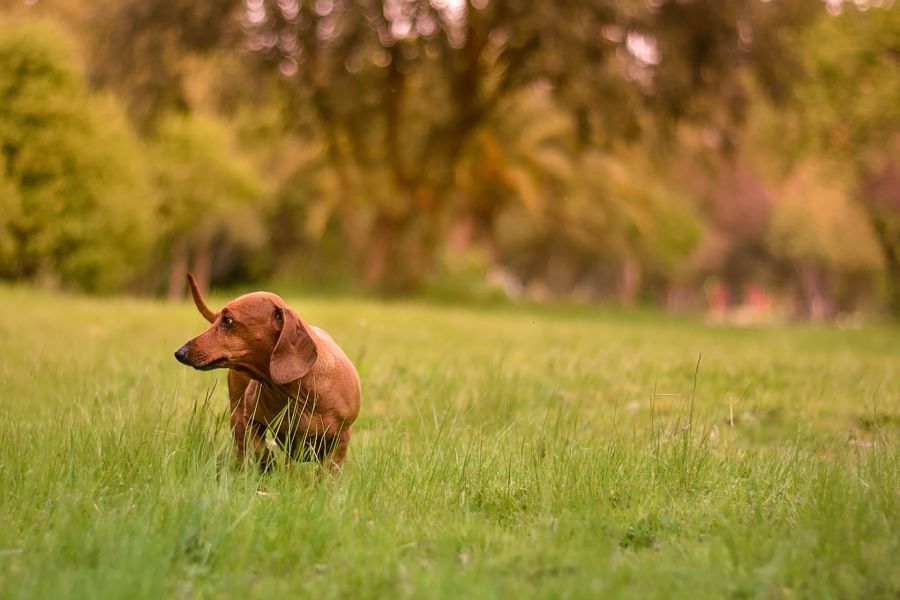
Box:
[0, 285, 898, 599]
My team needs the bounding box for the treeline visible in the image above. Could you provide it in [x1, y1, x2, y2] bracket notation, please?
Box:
[0, 0, 897, 318]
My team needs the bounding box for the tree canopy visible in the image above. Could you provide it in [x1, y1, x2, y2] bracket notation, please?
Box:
[0, 20, 157, 291]
[0, 0, 897, 318]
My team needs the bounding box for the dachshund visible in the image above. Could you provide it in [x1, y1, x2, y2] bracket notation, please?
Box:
[175, 274, 360, 471]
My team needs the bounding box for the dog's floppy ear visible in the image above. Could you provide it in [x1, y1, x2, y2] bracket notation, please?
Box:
[270, 306, 318, 385]
[186, 272, 216, 323]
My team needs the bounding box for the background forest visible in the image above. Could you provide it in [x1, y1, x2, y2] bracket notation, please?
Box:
[0, 0, 897, 320]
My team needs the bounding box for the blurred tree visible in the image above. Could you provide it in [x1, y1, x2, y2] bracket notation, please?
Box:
[244, 0, 816, 291]
[790, 5, 900, 315]
[790, 4, 899, 162]
[453, 86, 576, 267]
[84, 0, 239, 129]
[685, 152, 776, 303]
[0, 165, 22, 272]
[768, 160, 883, 319]
[861, 141, 900, 316]
[152, 113, 268, 298]
[492, 144, 701, 302]
[8, 0, 889, 316]
[0, 20, 158, 292]
[449, 86, 700, 302]
[643, 0, 819, 147]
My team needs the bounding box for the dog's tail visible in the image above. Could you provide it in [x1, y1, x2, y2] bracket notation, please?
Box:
[186, 272, 216, 323]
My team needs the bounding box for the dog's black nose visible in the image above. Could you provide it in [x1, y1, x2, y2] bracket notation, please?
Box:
[174, 345, 190, 364]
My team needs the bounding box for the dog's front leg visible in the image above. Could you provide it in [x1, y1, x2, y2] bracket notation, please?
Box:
[230, 390, 274, 472]
[231, 417, 274, 472]
[248, 422, 275, 472]
[228, 371, 251, 467]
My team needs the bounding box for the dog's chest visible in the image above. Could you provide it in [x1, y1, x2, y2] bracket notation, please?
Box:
[243, 381, 334, 436]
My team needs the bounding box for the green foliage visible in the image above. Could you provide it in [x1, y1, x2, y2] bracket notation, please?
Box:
[234, 0, 818, 292]
[457, 89, 702, 296]
[153, 112, 267, 250]
[0, 166, 22, 270]
[0, 3, 896, 313]
[0, 19, 158, 291]
[768, 160, 883, 272]
[491, 142, 702, 296]
[801, 6, 900, 316]
[750, 5, 900, 315]
[793, 5, 900, 162]
[576, 149, 703, 276]
[458, 87, 576, 222]
[85, 0, 237, 128]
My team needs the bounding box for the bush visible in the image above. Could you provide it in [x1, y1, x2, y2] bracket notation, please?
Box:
[0, 20, 158, 291]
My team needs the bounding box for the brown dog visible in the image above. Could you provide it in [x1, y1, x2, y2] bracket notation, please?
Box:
[174, 274, 360, 471]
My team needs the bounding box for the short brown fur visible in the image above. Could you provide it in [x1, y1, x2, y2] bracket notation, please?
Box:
[175, 274, 360, 471]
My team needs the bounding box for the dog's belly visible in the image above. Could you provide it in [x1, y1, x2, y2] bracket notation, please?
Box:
[242, 380, 344, 439]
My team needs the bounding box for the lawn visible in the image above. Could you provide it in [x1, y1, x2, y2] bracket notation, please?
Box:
[0, 286, 898, 598]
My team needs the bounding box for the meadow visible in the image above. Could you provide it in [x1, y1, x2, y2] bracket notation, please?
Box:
[0, 286, 898, 599]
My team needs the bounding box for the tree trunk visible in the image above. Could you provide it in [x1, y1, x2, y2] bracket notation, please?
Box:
[363, 215, 393, 288]
[363, 215, 434, 293]
[363, 184, 444, 292]
[798, 263, 833, 321]
[167, 239, 189, 300]
[869, 214, 900, 318]
[883, 247, 900, 318]
[619, 256, 641, 305]
[192, 237, 213, 295]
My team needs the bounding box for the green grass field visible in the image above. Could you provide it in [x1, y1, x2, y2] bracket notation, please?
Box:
[1, 286, 898, 598]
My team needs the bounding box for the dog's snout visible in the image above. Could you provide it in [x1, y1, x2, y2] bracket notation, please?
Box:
[174, 345, 190, 364]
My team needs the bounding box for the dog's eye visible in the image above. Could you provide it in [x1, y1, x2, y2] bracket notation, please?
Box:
[221, 315, 234, 328]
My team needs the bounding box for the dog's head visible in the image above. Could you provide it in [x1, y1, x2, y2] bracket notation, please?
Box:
[174, 274, 318, 385]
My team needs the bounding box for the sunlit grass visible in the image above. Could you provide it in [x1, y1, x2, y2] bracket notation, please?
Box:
[0, 286, 898, 598]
